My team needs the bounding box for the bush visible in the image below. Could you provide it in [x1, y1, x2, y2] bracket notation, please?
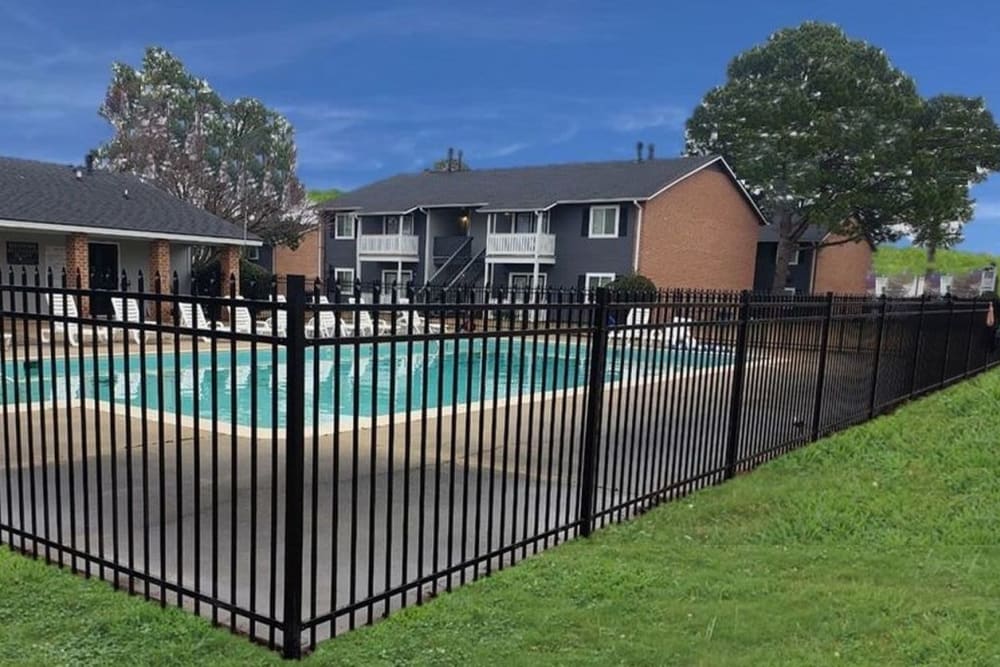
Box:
[607, 273, 656, 295]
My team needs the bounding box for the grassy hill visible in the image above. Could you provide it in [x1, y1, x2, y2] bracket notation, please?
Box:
[873, 246, 997, 276]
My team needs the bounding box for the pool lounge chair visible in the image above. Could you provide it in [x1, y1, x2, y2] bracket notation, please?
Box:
[3, 333, 10, 350]
[611, 307, 651, 340]
[177, 302, 230, 341]
[111, 297, 158, 344]
[231, 301, 271, 335]
[396, 310, 441, 334]
[305, 309, 350, 338]
[43, 293, 109, 347]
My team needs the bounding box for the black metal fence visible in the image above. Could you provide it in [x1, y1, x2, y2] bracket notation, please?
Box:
[0, 269, 997, 658]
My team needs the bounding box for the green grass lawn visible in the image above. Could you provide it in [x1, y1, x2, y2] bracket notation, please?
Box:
[3, 371, 1000, 666]
[873, 245, 998, 277]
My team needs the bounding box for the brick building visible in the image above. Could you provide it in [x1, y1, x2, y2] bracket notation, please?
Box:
[312, 154, 767, 294]
[0, 156, 260, 313]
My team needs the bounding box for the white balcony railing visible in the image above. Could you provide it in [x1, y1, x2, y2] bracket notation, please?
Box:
[486, 233, 556, 258]
[357, 234, 419, 258]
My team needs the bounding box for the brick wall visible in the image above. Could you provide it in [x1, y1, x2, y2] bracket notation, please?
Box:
[219, 245, 241, 295]
[65, 233, 89, 314]
[274, 226, 323, 282]
[149, 239, 172, 321]
[813, 235, 873, 295]
[637, 163, 762, 290]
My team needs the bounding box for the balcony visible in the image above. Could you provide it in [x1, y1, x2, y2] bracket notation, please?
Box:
[486, 233, 556, 262]
[357, 234, 419, 260]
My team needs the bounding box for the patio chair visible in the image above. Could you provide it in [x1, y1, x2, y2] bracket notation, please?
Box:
[231, 300, 271, 335]
[396, 309, 441, 334]
[611, 307, 651, 340]
[3, 333, 10, 350]
[43, 293, 109, 347]
[177, 302, 230, 342]
[356, 310, 391, 336]
[111, 297, 158, 344]
[663, 317, 698, 349]
[305, 309, 349, 339]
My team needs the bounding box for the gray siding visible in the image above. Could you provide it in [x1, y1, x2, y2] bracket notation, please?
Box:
[547, 203, 635, 288]
[323, 211, 357, 281]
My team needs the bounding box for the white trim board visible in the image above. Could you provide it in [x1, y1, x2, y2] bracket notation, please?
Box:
[0, 218, 263, 247]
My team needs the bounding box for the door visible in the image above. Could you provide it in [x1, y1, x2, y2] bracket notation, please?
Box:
[88, 242, 119, 317]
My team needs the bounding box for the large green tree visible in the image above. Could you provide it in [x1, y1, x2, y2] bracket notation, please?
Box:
[905, 95, 1000, 270]
[97, 47, 313, 254]
[686, 23, 922, 292]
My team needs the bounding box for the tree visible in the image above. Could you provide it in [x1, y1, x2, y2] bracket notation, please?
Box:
[905, 95, 1000, 271]
[432, 150, 470, 172]
[307, 188, 341, 204]
[685, 23, 922, 292]
[96, 47, 314, 257]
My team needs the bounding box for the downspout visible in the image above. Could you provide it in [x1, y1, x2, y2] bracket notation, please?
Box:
[632, 200, 643, 273]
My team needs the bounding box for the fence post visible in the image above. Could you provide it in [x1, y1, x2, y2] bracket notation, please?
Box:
[723, 290, 751, 479]
[810, 292, 835, 442]
[964, 297, 978, 377]
[868, 295, 888, 418]
[940, 294, 955, 387]
[578, 286, 610, 537]
[908, 294, 926, 397]
[281, 275, 307, 659]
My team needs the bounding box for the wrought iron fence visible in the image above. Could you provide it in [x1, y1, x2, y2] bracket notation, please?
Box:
[0, 268, 997, 658]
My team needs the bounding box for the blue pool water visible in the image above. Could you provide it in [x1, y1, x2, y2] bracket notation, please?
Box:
[1, 340, 730, 429]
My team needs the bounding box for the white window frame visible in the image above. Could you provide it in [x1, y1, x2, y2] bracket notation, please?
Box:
[783, 287, 797, 295]
[585, 272, 616, 290]
[383, 215, 414, 235]
[508, 272, 547, 290]
[588, 206, 619, 238]
[333, 267, 354, 289]
[381, 269, 414, 287]
[789, 246, 801, 266]
[333, 213, 355, 240]
[245, 246, 260, 261]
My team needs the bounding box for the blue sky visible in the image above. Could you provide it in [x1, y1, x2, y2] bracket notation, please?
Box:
[3, 0, 1000, 251]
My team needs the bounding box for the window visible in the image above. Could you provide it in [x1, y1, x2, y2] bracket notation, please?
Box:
[509, 272, 547, 290]
[789, 246, 801, 266]
[381, 269, 414, 288]
[783, 287, 797, 296]
[332, 268, 354, 291]
[6, 241, 39, 266]
[245, 246, 260, 261]
[383, 215, 414, 235]
[585, 272, 616, 291]
[514, 213, 535, 234]
[588, 206, 619, 238]
[333, 213, 355, 239]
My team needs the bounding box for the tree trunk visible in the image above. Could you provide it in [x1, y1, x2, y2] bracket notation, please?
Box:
[771, 210, 802, 294]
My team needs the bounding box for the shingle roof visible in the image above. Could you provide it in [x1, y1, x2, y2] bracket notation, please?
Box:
[0, 156, 260, 244]
[758, 224, 829, 243]
[320, 155, 763, 217]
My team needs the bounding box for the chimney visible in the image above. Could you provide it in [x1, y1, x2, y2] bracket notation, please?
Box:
[85, 152, 95, 174]
[457, 149, 464, 171]
[636, 141, 644, 163]
[647, 143, 655, 161]
[447, 147, 455, 172]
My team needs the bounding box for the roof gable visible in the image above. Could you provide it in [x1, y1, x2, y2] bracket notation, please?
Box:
[0, 156, 259, 245]
[322, 155, 741, 214]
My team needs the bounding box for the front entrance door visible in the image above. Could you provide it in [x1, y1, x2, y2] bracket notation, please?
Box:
[88, 242, 119, 316]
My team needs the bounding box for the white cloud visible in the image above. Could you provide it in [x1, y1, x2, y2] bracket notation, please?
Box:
[973, 200, 1000, 221]
[609, 105, 687, 132]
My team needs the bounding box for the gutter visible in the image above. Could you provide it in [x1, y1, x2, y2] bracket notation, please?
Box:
[632, 200, 643, 273]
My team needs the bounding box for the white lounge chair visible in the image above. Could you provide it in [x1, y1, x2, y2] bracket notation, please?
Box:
[664, 317, 698, 349]
[177, 302, 229, 341]
[3, 333, 10, 350]
[612, 307, 651, 340]
[305, 309, 349, 338]
[231, 300, 271, 335]
[356, 310, 391, 336]
[396, 310, 441, 334]
[111, 297, 158, 344]
[43, 293, 108, 347]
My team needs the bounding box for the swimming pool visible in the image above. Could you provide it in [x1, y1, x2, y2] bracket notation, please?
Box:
[2, 339, 730, 428]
